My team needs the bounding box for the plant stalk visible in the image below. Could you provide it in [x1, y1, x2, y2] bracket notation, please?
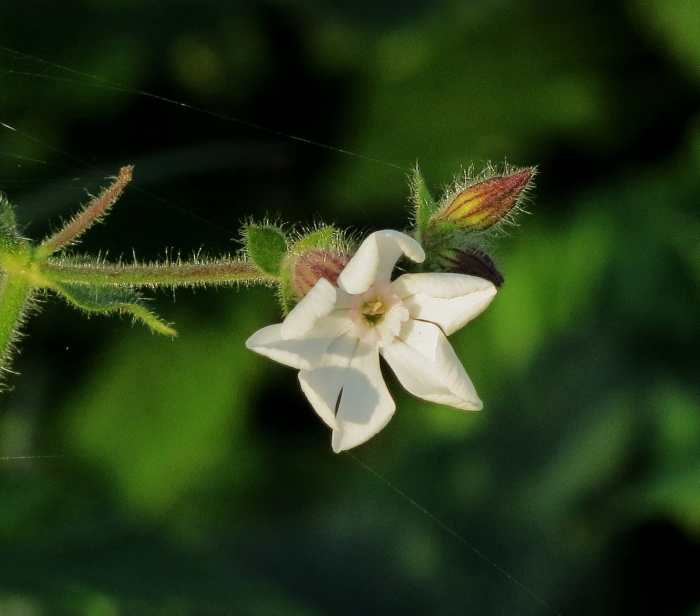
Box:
[43, 259, 276, 288]
[0, 272, 33, 379]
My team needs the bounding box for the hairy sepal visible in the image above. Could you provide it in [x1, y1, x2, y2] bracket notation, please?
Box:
[410, 166, 438, 243]
[244, 224, 288, 277]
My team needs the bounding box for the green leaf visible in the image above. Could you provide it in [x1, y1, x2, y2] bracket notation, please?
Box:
[0, 273, 33, 385]
[0, 195, 17, 233]
[52, 281, 176, 336]
[411, 167, 437, 241]
[244, 224, 288, 276]
[0, 194, 23, 250]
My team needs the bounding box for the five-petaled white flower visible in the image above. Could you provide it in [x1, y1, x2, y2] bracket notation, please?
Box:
[245, 230, 497, 452]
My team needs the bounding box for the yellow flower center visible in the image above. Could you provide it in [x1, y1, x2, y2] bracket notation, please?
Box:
[362, 299, 386, 325]
[348, 282, 410, 347]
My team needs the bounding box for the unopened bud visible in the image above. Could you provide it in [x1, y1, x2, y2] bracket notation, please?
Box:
[438, 248, 504, 288]
[434, 168, 533, 231]
[291, 249, 353, 298]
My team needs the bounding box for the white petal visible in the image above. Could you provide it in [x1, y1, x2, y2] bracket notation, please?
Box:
[281, 278, 337, 339]
[381, 320, 482, 410]
[338, 230, 425, 295]
[298, 334, 358, 430]
[331, 341, 395, 452]
[331, 288, 352, 311]
[246, 316, 350, 371]
[391, 273, 497, 335]
[298, 337, 395, 451]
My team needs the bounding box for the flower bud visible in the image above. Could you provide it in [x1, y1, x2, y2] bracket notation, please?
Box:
[433, 168, 533, 231]
[437, 248, 504, 287]
[291, 249, 352, 299]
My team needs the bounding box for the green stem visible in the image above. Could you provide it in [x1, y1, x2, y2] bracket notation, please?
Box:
[0, 272, 33, 380]
[42, 259, 276, 288]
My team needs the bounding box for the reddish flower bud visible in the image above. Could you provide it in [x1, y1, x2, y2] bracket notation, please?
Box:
[434, 168, 533, 231]
[438, 249, 504, 288]
[291, 249, 353, 298]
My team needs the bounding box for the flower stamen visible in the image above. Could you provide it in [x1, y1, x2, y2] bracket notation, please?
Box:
[362, 299, 386, 324]
[349, 282, 409, 347]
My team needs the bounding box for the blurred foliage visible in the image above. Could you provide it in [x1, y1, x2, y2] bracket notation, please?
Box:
[0, 0, 699, 615]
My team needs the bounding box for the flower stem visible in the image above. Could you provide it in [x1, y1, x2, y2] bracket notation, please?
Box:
[42, 259, 276, 288]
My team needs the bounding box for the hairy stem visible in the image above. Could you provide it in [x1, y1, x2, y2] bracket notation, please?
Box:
[43, 259, 276, 288]
[0, 272, 33, 381]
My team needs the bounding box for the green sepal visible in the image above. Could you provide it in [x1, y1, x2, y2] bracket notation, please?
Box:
[411, 167, 437, 242]
[289, 226, 335, 253]
[244, 224, 288, 277]
[52, 281, 176, 336]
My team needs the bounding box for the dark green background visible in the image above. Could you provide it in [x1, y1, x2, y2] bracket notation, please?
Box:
[1, 1, 699, 614]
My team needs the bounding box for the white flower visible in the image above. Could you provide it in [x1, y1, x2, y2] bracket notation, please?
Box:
[246, 230, 497, 452]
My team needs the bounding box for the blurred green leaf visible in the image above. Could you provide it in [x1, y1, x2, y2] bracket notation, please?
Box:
[517, 394, 634, 518]
[315, 4, 614, 211]
[61, 291, 273, 525]
[630, 0, 700, 82]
